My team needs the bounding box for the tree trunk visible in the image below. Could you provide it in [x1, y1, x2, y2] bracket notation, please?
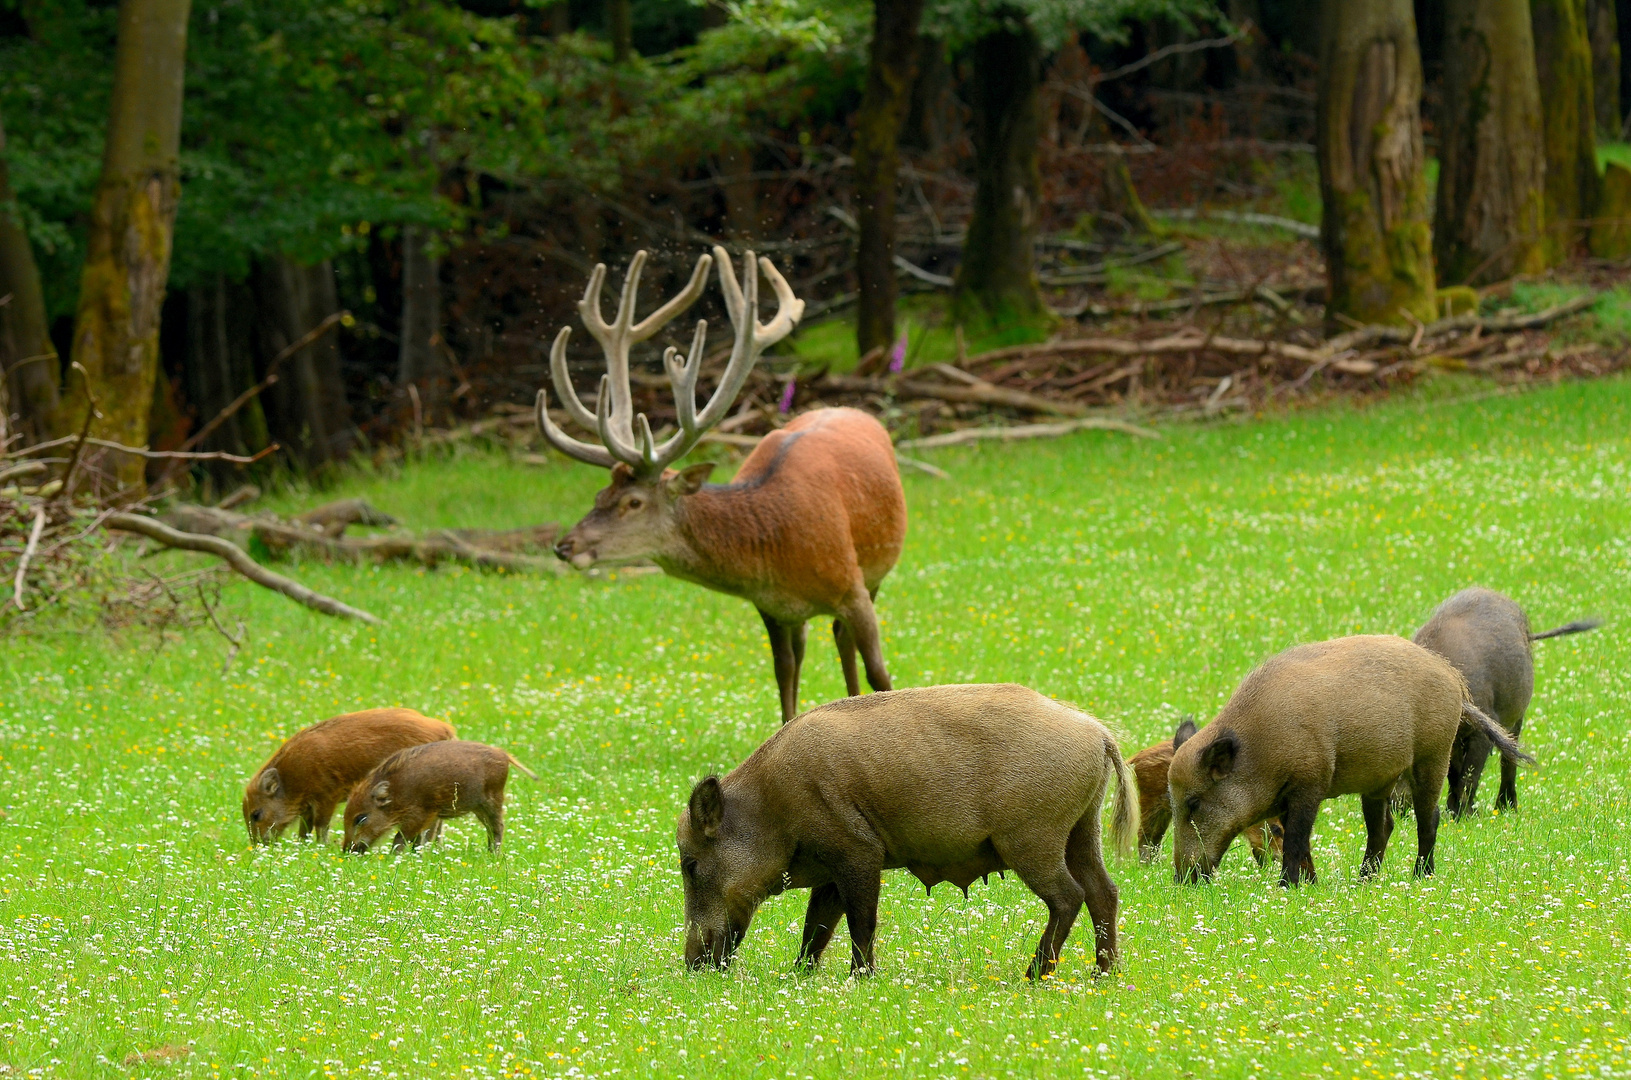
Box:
[719, 143, 759, 239]
[0, 107, 61, 445]
[183, 272, 269, 458]
[396, 224, 446, 405]
[1316, 0, 1436, 326]
[258, 256, 356, 469]
[67, 0, 191, 492]
[1533, 0, 1600, 262]
[1433, 0, 1547, 284]
[853, 0, 927, 356]
[609, 0, 633, 63]
[955, 17, 1047, 327]
[1589, 0, 1622, 137]
[1620, 0, 1631, 133]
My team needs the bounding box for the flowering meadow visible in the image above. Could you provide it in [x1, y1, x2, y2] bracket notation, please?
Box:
[1, 376, 1627, 1078]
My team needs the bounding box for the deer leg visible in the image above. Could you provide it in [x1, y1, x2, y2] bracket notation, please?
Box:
[789, 620, 807, 716]
[832, 619, 861, 697]
[759, 609, 798, 724]
[839, 588, 891, 693]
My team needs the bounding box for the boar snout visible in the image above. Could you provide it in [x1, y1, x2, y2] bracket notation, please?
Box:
[684, 921, 743, 971]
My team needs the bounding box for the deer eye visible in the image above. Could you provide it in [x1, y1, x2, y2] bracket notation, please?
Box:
[626, 497, 644, 511]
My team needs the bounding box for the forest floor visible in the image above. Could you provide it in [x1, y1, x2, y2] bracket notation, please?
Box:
[1, 372, 1628, 1078]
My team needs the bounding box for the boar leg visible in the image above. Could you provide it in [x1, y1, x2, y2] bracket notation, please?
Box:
[832, 620, 861, 697]
[1067, 817, 1119, 974]
[1277, 791, 1322, 887]
[759, 611, 801, 724]
[1454, 728, 1495, 818]
[311, 800, 337, 845]
[796, 884, 846, 971]
[830, 860, 883, 975]
[1358, 792, 1396, 878]
[839, 586, 892, 694]
[1138, 802, 1171, 865]
[1014, 861, 1086, 981]
[1244, 824, 1268, 868]
[1410, 761, 1444, 877]
[476, 803, 503, 853]
[1495, 713, 1524, 811]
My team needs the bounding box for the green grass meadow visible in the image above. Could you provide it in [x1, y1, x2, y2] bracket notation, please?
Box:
[2, 376, 1628, 1078]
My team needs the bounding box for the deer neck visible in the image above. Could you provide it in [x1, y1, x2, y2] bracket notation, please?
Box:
[655, 484, 776, 595]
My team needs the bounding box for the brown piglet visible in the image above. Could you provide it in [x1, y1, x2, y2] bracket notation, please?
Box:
[1169, 635, 1533, 887]
[1129, 717, 1283, 867]
[243, 708, 455, 844]
[341, 741, 536, 854]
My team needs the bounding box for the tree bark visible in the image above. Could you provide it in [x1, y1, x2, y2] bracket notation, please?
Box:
[396, 224, 446, 403]
[609, 0, 633, 63]
[1589, 0, 1622, 137]
[1316, 0, 1437, 326]
[955, 16, 1048, 326]
[1433, 0, 1547, 284]
[719, 143, 759, 239]
[257, 256, 356, 469]
[0, 107, 61, 445]
[1533, 0, 1600, 262]
[67, 0, 192, 492]
[853, 0, 927, 356]
[184, 273, 269, 459]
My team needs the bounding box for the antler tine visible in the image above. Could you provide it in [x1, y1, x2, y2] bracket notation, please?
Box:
[646, 319, 710, 470]
[535, 389, 618, 469]
[753, 255, 806, 348]
[631, 252, 712, 343]
[547, 326, 598, 431]
[593, 373, 645, 467]
[687, 247, 804, 434]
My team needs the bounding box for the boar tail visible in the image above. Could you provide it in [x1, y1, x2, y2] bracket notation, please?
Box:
[1529, 618, 1601, 642]
[506, 753, 539, 781]
[1105, 738, 1140, 859]
[1462, 702, 1536, 767]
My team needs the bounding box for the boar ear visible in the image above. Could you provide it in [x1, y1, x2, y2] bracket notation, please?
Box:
[258, 768, 281, 796]
[688, 775, 724, 840]
[1172, 716, 1197, 749]
[370, 781, 390, 804]
[669, 462, 716, 496]
[1200, 733, 1237, 781]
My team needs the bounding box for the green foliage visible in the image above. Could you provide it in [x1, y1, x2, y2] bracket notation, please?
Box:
[1, 378, 1627, 1075]
[927, 0, 1218, 53]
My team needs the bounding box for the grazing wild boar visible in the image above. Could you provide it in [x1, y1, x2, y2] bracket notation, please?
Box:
[243, 708, 455, 844]
[1129, 717, 1283, 866]
[1413, 587, 1598, 817]
[676, 684, 1138, 980]
[341, 741, 536, 854]
[1169, 635, 1533, 887]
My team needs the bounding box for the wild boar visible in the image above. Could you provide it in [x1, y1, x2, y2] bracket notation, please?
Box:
[1413, 587, 1598, 817]
[1169, 635, 1533, 887]
[341, 741, 536, 854]
[242, 708, 455, 844]
[1129, 717, 1282, 867]
[675, 684, 1138, 980]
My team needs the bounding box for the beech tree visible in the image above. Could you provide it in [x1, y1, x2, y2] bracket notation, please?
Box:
[1433, 0, 1547, 284]
[1315, 0, 1436, 326]
[0, 107, 59, 445]
[1533, 0, 1600, 262]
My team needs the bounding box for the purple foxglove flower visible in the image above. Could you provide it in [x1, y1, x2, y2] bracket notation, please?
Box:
[779, 378, 796, 413]
[888, 330, 908, 373]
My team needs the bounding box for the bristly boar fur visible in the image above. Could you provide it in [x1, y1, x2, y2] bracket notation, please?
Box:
[243, 708, 455, 844]
[1169, 635, 1534, 887]
[341, 741, 535, 855]
[1129, 717, 1282, 867]
[1413, 587, 1598, 817]
[676, 684, 1138, 980]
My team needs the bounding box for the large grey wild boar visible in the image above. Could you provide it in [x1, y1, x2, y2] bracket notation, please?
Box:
[676, 684, 1138, 980]
[1413, 587, 1597, 817]
[1169, 635, 1533, 887]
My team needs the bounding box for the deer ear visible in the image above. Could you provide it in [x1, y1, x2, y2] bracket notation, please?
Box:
[688, 775, 724, 840]
[370, 781, 390, 804]
[1172, 716, 1197, 748]
[669, 462, 716, 496]
[1200, 733, 1238, 781]
[258, 768, 281, 796]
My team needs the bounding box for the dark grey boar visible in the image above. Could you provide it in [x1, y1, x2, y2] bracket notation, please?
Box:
[1169, 635, 1533, 887]
[341, 741, 536, 854]
[1414, 586, 1598, 817]
[676, 684, 1138, 980]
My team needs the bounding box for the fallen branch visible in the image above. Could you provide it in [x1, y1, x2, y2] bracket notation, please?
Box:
[106, 513, 383, 624]
[896, 417, 1161, 450]
[821, 371, 1091, 417]
[11, 505, 45, 610]
[1059, 283, 1323, 320]
[1153, 208, 1321, 240]
[1323, 295, 1599, 353]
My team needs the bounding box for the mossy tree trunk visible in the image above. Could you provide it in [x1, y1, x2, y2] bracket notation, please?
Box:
[67, 0, 191, 492]
[954, 15, 1048, 326]
[1433, 0, 1547, 284]
[853, 0, 927, 356]
[1533, 0, 1600, 262]
[1588, 0, 1622, 137]
[1316, 0, 1436, 326]
[0, 107, 61, 445]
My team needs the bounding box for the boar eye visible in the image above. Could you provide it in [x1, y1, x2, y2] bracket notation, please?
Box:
[354, 814, 369, 826]
[680, 857, 697, 879]
[1184, 795, 1201, 814]
[249, 810, 262, 822]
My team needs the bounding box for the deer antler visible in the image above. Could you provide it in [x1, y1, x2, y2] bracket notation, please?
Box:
[536, 246, 805, 477]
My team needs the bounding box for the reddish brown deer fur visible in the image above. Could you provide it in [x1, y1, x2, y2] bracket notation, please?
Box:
[538, 248, 907, 722]
[242, 708, 455, 844]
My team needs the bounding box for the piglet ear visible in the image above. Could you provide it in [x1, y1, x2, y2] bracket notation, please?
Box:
[371, 781, 391, 804]
[1172, 716, 1197, 749]
[258, 768, 281, 796]
[1200, 732, 1238, 781]
[688, 775, 724, 840]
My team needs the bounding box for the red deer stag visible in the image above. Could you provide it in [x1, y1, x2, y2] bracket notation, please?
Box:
[537, 247, 907, 723]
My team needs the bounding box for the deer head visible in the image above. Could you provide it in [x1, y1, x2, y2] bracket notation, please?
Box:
[538, 247, 805, 570]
